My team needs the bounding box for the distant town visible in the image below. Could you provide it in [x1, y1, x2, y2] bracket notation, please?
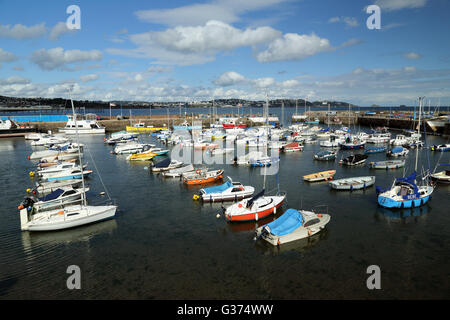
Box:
[0, 95, 390, 111]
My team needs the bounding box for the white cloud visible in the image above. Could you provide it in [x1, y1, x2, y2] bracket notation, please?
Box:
[253, 77, 275, 88]
[329, 16, 359, 27]
[404, 52, 421, 59]
[0, 76, 30, 85]
[108, 20, 280, 65]
[31, 47, 103, 71]
[135, 0, 291, 26]
[80, 74, 99, 82]
[0, 23, 46, 40]
[0, 48, 18, 62]
[256, 33, 332, 62]
[375, 0, 427, 11]
[213, 71, 246, 86]
[49, 22, 77, 41]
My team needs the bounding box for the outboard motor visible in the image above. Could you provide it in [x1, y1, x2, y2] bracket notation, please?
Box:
[18, 197, 35, 211]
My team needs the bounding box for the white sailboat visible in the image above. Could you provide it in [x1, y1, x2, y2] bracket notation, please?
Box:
[19, 94, 117, 231]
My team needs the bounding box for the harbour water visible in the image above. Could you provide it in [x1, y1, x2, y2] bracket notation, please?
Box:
[0, 125, 449, 299]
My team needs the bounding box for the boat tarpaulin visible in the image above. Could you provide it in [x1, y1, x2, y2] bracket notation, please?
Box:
[266, 209, 303, 236]
[247, 189, 265, 208]
[39, 188, 64, 202]
[154, 157, 171, 168]
[202, 181, 233, 195]
[391, 146, 404, 153]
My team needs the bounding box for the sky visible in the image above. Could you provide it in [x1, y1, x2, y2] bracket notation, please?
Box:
[0, 0, 450, 106]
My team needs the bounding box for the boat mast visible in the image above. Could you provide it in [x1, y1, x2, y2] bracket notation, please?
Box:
[263, 94, 269, 190]
[69, 91, 87, 207]
[415, 97, 424, 173]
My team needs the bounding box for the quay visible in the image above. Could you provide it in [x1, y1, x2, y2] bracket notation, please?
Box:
[2, 110, 449, 136]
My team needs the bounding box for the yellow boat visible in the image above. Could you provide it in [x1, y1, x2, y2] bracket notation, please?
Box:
[126, 122, 168, 133]
[303, 170, 336, 182]
[126, 151, 158, 161]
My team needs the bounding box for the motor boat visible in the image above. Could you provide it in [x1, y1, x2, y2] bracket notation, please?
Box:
[223, 189, 286, 222]
[59, 114, 105, 134]
[390, 134, 411, 146]
[162, 164, 195, 178]
[314, 150, 336, 161]
[303, 170, 336, 182]
[126, 151, 158, 161]
[339, 154, 368, 166]
[387, 146, 409, 157]
[329, 176, 375, 190]
[281, 142, 303, 152]
[233, 151, 264, 165]
[182, 169, 224, 185]
[31, 135, 68, 146]
[194, 177, 255, 202]
[340, 136, 366, 149]
[431, 144, 450, 152]
[40, 168, 93, 181]
[32, 179, 83, 196]
[104, 131, 138, 144]
[254, 208, 330, 245]
[113, 142, 154, 155]
[430, 164, 450, 184]
[35, 162, 86, 177]
[368, 160, 405, 170]
[151, 158, 183, 172]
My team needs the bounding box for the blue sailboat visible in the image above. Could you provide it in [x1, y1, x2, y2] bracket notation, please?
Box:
[376, 97, 434, 209]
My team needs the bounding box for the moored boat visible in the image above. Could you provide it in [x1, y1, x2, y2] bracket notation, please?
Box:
[387, 146, 409, 157]
[313, 150, 336, 161]
[368, 160, 405, 170]
[303, 170, 336, 182]
[365, 146, 387, 154]
[339, 154, 368, 166]
[162, 164, 195, 178]
[281, 142, 303, 152]
[194, 177, 254, 202]
[151, 158, 183, 172]
[254, 208, 330, 245]
[329, 176, 375, 190]
[431, 144, 450, 152]
[182, 169, 224, 185]
[223, 189, 286, 222]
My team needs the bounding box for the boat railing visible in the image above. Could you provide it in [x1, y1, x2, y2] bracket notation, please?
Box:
[311, 204, 329, 215]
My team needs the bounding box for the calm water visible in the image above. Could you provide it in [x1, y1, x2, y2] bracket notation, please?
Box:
[0, 127, 449, 299]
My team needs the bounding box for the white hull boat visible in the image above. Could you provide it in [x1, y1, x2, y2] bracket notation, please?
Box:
[19, 204, 116, 231]
[329, 176, 375, 190]
[368, 160, 405, 170]
[254, 209, 330, 245]
[162, 164, 195, 178]
[195, 177, 254, 202]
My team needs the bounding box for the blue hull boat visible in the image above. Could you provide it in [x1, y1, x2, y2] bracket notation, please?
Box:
[365, 146, 386, 154]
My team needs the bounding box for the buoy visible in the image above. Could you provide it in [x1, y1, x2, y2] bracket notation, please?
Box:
[317, 213, 322, 218]
[18, 205, 24, 210]
[29, 171, 35, 177]
[100, 192, 106, 196]
[277, 238, 281, 246]
[26, 188, 31, 193]
[193, 194, 200, 201]
[216, 213, 220, 219]
[57, 210, 64, 215]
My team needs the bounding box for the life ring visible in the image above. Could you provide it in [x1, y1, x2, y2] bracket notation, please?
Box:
[196, 169, 201, 174]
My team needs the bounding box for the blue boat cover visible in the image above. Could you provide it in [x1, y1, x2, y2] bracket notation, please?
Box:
[265, 209, 304, 236]
[154, 157, 171, 168]
[39, 188, 64, 202]
[391, 146, 403, 153]
[395, 171, 419, 196]
[202, 181, 233, 194]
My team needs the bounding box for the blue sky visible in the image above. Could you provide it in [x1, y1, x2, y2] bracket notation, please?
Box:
[0, 0, 449, 106]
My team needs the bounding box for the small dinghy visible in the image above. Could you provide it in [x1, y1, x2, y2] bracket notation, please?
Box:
[329, 176, 375, 190]
[151, 158, 183, 172]
[182, 169, 224, 185]
[368, 160, 405, 170]
[431, 144, 450, 152]
[162, 164, 195, 178]
[387, 146, 409, 157]
[303, 170, 336, 182]
[339, 154, 368, 166]
[365, 146, 387, 154]
[314, 150, 336, 161]
[430, 164, 450, 184]
[254, 208, 330, 245]
[194, 177, 254, 202]
[281, 142, 303, 152]
[223, 189, 286, 222]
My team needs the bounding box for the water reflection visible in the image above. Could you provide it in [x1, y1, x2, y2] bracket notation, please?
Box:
[21, 219, 117, 255]
[254, 228, 330, 255]
[374, 204, 431, 222]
